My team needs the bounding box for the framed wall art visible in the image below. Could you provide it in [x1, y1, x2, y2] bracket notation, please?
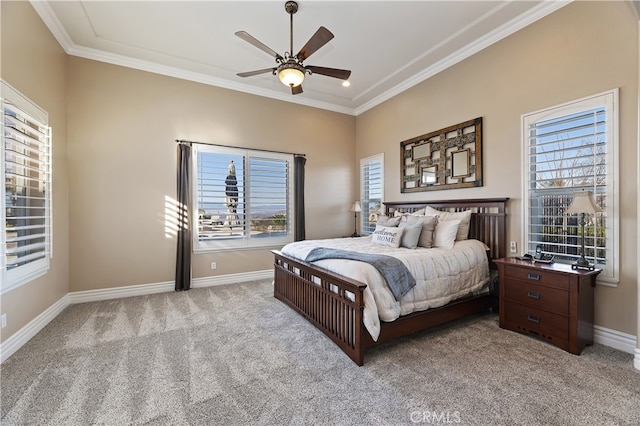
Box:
[400, 117, 483, 192]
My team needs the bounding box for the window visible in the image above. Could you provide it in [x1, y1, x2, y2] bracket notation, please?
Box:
[360, 153, 384, 236]
[1, 81, 53, 293]
[193, 145, 294, 251]
[522, 89, 618, 282]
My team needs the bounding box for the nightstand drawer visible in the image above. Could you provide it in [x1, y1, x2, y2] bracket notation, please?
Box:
[504, 302, 569, 341]
[504, 280, 569, 315]
[504, 265, 569, 290]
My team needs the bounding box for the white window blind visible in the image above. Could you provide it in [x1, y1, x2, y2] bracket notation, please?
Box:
[523, 89, 618, 282]
[248, 156, 289, 240]
[193, 145, 293, 251]
[360, 154, 384, 235]
[2, 81, 52, 292]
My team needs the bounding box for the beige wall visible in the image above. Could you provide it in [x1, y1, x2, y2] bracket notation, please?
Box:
[66, 58, 356, 291]
[0, 1, 69, 342]
[356, 1, 638, 335]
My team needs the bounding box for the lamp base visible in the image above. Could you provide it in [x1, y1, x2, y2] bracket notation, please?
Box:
[351, 231, 360, 238]
[571, 257, 595, 271]
[572, 264, 595, 271]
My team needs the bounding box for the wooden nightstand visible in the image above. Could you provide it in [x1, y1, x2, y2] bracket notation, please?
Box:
[494, 258, 601, 355]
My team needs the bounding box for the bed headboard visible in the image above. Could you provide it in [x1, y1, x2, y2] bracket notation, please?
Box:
[384, 198, 508, 268]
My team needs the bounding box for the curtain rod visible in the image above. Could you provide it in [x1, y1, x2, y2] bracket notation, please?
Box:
[176, 139, 305, 157]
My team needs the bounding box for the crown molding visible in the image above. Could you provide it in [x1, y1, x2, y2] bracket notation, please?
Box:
[354, 0, 572, 116]
[29, 0, 356, 115]
[31, 0, 570, 117]
[68, 44, 357, 115]
[29, 0, 75, 51]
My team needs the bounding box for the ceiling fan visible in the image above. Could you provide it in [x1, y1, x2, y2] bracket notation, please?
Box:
[235, 1, 351, 95]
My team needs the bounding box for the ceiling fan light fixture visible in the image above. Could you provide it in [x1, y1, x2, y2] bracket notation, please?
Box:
[278, 63, 305, 87]
[236, 1, 350, 94]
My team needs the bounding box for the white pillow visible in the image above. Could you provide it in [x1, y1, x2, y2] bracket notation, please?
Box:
[425, 206, 472, 241]
[371, 225, 404, 248]
[433, 220, 461, 249]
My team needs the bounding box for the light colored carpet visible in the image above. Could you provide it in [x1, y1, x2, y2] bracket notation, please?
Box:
[1, 279, 639, 425]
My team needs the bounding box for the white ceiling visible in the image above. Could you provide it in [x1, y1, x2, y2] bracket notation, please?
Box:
[32, 1, 570, 115]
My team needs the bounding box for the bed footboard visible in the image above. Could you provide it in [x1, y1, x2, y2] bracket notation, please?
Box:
[273, 250, 368, 365]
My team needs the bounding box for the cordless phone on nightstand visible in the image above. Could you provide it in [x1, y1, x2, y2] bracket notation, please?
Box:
[533, 245, 554, 264]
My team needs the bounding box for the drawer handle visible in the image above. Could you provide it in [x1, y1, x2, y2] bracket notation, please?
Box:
[527, 291, 541, 300]
[527, 273, 541, 281]
[527, 314, 540, 323]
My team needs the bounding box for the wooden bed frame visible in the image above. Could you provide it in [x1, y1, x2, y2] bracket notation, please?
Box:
[273, 198, 508, 365]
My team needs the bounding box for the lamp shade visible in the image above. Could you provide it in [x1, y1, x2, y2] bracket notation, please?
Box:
[350, 201, 361, 213]
[565, 190, 603, 214]
[278, 65, 305, 87]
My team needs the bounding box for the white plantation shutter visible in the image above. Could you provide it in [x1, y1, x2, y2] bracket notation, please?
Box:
[360, 154, 384, 235]
[196, 150, 247, 240]
[193, 145, 293, 251]
[523, 89, 618, 282]
[248, 156, 289, 238]
[2, 81, 52, 292]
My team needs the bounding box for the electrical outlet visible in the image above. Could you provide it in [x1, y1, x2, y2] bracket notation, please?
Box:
[210, 262, 217, 270]
[1, 314, 6, 329]
[510, 241, 517, 254]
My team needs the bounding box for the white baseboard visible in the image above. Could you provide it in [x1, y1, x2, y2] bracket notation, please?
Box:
[68, 280, 175, 303]
[0, 295, 69, 363]
[192, 269, 273, 288]
[594, 325, 637, 355]
[67, 270, 274, 304]
[1, 270, 273, 363]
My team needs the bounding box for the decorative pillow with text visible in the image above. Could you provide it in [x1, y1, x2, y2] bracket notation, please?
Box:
[371, 225, 404, 248]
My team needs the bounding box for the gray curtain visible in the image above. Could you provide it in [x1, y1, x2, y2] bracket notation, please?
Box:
[175, 142, 192, 291]
[294, 155, 306, 241]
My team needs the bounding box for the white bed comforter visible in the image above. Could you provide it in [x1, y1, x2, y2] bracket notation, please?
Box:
[280, 237, 490, 341]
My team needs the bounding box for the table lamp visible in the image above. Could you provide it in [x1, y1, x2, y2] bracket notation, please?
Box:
[565, 190, 603, 270]
[350, 201, 361, 237]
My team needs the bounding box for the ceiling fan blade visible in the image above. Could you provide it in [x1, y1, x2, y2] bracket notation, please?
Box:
[235, 31, 283, 61]
[306, 66, 351, 80]
[291, 85, 303, 95]
[297, 26, 334, 61]
[237, 68, 276, 78]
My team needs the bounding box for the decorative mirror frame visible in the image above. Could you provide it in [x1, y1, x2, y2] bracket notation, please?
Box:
[400, 117, 483, 192]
